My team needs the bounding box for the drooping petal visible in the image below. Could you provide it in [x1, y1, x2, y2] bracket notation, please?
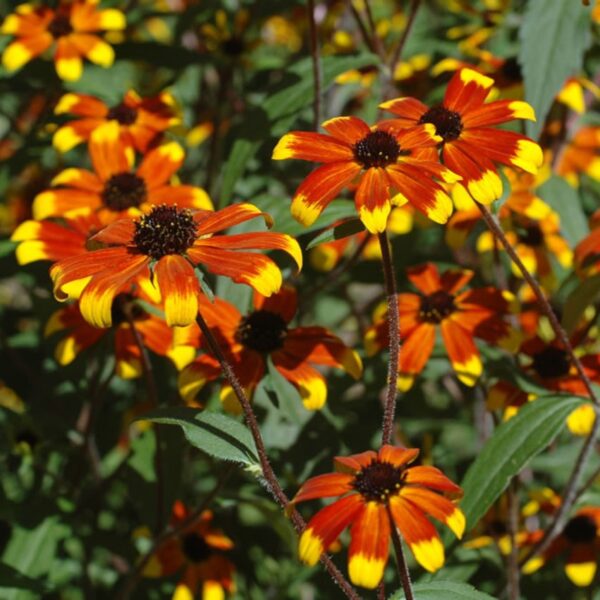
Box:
[291, 162, 361, 226]
[292, 473, 354, 504]
[54, 37, 83, 81]
[137, 142, 186, 189]
[272, 131, 353, 162]
[178, 355, 222, 404]
[398, 323, 436, 389]
[401, 487, 465, 539]
[440, 318, 482, 387]
[389, 496, 445, 573]
[187, 246, 283, 297]
[348, 502, 390, 589]
[2, 34, 52, 71]
[298, 495, 364, 566]
[404, 466, 464, 496]
[354, 167, 391, 234]
[194, 203, 272, 235]
[272, 356, 328, 410]
[154, 255, 200, 327]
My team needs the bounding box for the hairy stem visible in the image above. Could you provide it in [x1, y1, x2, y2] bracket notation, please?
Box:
[195, 311, 362, 600]
[379, 231, 401, 445]
[307, 0, 322, 130]
[387, 505, 415, 600]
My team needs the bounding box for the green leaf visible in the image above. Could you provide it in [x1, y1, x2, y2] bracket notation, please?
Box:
[392, 581, 495, 600]
[519, 0, 591, 139]
[306, 219, 364, 250]
[1, 517, 68, 600]
[138, 408, 260, 471]
[219, 52, 377, 204]
[562, 274, 600, 333]
[538, 175, 588, 246]
[460, 395, 584, 529]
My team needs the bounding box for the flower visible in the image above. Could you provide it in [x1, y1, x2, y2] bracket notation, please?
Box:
[179, 286, 362, 411]
[272, 116, 458, 233]
[365, 263, 517, 390]
[1, 1, 125, 81]
[557, 126, 600, 187]
[143, 501, 235, 599]
[53, 90, 180, 153]
[523, 507, 600, 587]
[380, 67, 542, 204]
[292, 445, 465, 589]
[45, 296, 197, 378]
[34, 121, 213, 221]
[50, 203, 302, 328]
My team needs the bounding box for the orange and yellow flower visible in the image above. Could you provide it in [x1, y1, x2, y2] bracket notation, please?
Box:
[523, 507, 600, 587]
[272, 117, 458, 233]
[46, 296, 197, 378]
[365, 263, 516, 390]
[557, 126, 600, 187]
[380, 67, 542, 204]
[293, 445, 464, 589]
[34, 122, 212, 222]
[1, 1, 125, 81]
[143, 501, 236, 599]
[50, 203, 302, 328]
[53, 90, 179, 153]
[179, 286, 362, 411]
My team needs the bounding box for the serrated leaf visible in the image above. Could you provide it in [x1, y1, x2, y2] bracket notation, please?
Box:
[392, 581, 495, 600]
[138, 408, 260, 469]
[306, 219, 364, 250]
[519, 0, 591, 139]
[461, 395, 584, 529]
[562, 274, 600, 333]
[538, 175, 588, 246]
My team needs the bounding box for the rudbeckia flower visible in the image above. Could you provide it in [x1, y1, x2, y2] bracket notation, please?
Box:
[46, 296, 197, 378]
[179, 286, 362, 411]
[519, 337, 599, 436]
[380, 67, 543, 204]
[1, 1, 125, 81]
[365, 263, 516, 390]
[34, 122, 213, 221]
[53, 90, 179, 153]
[292, 445, 465, 589]
[272, 117, 458, 233]
[143, 501, 236, 599]
[523, 507, 600, 587]
[50, 203, 302, 328]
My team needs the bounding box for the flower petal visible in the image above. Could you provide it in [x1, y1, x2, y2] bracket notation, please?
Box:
[292, 473, 355, 504]
[154, 255, 200, 327]
[272, 131, 353, 162]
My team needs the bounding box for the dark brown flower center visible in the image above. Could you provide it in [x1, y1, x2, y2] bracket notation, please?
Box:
[222, 37, 244, 55]
[101, 173, 148, 211]
[48, 14, 73, 38]
[353, 461, 405, 503]
[107, 104, 138, 125]
[419, 290, 456, 323]
[419, 105, 463, 142]
[353, 130, 402, 169]
[563, 515, 597, 544]
[531, 346, 570, 379]
[133, 205, 198, 260]
[181, 533, 212, 563]
[517, 224, 543, 247]
[236, 310, 288, 353]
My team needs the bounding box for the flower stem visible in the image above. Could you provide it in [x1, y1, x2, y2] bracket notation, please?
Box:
[307, 0, 322, 131]
[378, 231, 401, 445]
[477, 203, 600, 564]
[477, 203, 599, 405]
[387, 505, 415, 600]
[195, 311, 362, 600]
